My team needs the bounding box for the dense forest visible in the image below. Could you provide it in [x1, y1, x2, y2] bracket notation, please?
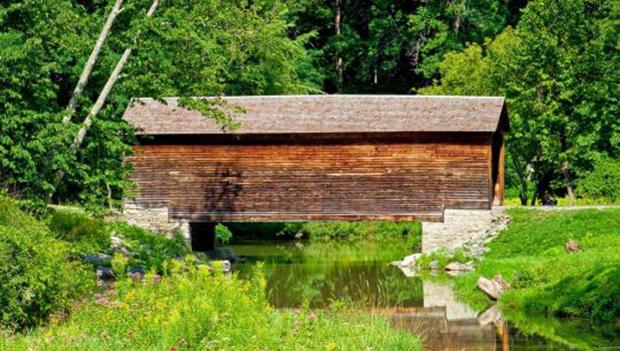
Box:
[1, 0, 618, 210]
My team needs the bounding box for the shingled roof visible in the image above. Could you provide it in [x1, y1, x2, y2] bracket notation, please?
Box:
[123, 95, 508, 135]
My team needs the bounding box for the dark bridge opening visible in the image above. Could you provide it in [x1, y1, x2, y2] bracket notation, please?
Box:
[189, 222, 216, 251]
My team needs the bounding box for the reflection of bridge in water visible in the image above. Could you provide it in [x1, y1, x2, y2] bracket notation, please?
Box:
[382, 281, 510, 351]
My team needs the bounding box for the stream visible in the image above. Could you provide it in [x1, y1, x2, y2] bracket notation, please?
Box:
[224, 240, 618, 350]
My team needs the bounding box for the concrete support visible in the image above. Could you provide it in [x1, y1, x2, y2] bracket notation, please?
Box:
[421, 208, 507, 253]
[123, 203, 189, 239]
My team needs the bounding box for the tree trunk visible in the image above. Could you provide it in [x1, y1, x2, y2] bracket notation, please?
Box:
[50, 0, 160, 199]
[530, 186, 537, 206]
[72, 0, 159, 151]
[105, 178, 113, 209]
[335, 0, 343, 90]
[63, 0, 124, 124]
[561, 160, 575, 205]
[509, 150, 528, 206]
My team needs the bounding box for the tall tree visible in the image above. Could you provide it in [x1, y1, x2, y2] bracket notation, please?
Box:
[288, 0, 518, 93]
[62, 0, 124, 124]
[1, 0, 319, 210]
[422, 0, 619, 204]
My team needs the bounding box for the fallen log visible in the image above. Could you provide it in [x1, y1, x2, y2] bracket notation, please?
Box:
[477, 274, 509, 300]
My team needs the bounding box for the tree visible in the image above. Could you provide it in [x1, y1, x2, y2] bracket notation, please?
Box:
[1, 0, 319, 210]
[421, 0, 619, 204]
[287, 0, 517, 93]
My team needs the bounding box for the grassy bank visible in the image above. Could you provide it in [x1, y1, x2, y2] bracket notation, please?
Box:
[0, 195, 421, 350]
[454, 208, 620, 347]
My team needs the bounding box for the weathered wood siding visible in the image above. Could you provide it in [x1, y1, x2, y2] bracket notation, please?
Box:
[127, 133, 492, 222]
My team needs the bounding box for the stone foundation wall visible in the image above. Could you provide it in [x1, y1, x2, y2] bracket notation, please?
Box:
[422, 207, 508, 253]
[123, 203, 190, 240]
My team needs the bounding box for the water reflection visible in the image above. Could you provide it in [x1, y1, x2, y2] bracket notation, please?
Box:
[230, 241, 616, 350]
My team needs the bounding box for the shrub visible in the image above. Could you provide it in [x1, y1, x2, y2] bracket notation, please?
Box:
[111, 253, 129, 278]
[215, 223, 233, 244]
[577, 156, 620, 203]
[0, 196, 94, 330]
[108, 222, 191, 273]
[46, 210, 110, 253]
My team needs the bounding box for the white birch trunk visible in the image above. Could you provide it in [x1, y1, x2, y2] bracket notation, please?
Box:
[63, 0, 124, 124]
[50, 0, 160, 199]
[72, 0, 159, 150]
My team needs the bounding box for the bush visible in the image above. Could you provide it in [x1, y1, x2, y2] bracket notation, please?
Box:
[0, 196, 94, 330]
[577, 156, 620, 203]
[46, 210, 110, 253]
[44, 207, 192, 273]
[215, 223, 233, 244]
[108, 222, 191, 273]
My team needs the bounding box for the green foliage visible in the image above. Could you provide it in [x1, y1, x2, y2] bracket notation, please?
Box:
[178, 97, 243, 132]
[214, 223, 233, 245]
[0, 196, 94, 330]
[577, 156, 620, 202]
[288, 221, 421, 249]
[288, 0, 515, 93]
[110, 252, 129, 279]
[46, 207, 191, 273]
[1, 0, 319, 209]
[46, 209, 110, 253]
[454, 208, 620, 327]
[422, 0, 620, 203]
[107, 222, 191, 273]
[2, 261, 420, 350]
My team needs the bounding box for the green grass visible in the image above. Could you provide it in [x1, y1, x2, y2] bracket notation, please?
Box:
[1, 261, 420, 351]
[453, 208, 620, 348]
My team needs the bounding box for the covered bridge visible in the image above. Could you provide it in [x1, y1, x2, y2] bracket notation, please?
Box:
[123, 95, 508, 248]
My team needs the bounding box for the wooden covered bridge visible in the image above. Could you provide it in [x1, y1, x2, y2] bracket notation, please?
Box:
[123, 95, 508, 249]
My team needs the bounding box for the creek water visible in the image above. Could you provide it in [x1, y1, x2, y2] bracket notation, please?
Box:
[227, 240, 618, 351]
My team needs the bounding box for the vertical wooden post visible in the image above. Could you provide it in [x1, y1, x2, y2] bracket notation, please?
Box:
[494, 133, 505, 206]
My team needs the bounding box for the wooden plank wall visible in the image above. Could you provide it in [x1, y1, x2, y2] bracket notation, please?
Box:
[127, 133, 492, 222]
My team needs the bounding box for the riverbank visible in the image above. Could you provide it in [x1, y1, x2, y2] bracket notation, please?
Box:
[454, 207, 620, 348]
[0, 195, 421, 350]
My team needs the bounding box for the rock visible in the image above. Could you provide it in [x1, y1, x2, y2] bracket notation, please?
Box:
[81, 253, 111, 265]
[110, 234, 123, 248]
[209, 247, 237, 263]
[446, 270, 466, 277]
[391, 263, 418, 277]
[565, 239, 580, 253]
[493, 274, 509, 291]
[445, 261, 474, 271]
[401, 253, 422, 267]
[470, 246, 489, 258]
[478, 304, 503, 325]
[127, 271, 143, 281]
[476, 274, 509, 300]
[428, 260, 440, 271]
[96, 266, 114, 280]
[128, 266, 145, 275]
[212, 260, 232, 273]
